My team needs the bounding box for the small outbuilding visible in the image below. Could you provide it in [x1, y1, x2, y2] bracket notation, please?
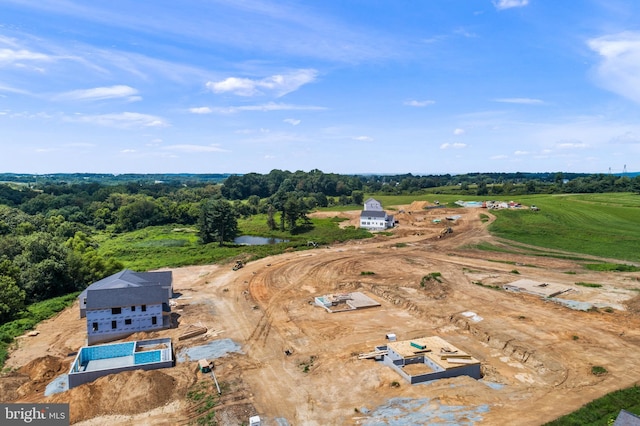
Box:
[198, 359, 213, 373]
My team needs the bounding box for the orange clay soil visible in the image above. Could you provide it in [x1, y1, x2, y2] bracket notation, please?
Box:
[2, 204, 640, 425]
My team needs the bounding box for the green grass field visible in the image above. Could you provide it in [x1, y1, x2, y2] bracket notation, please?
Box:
[365, 193, 640, 264]
[96, 215, 371, 270]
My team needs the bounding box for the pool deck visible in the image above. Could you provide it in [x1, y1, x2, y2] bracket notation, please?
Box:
[83, 355, 134, 372]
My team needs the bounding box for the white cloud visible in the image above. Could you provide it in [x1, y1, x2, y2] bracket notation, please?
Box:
[556, 141, 588, 149]
[189, 107, 213, 114]
[120, 149, 136, 153]
[207, 69, 318, 97]
[491, 154, 508, 160]
[0, 84, 31, 95]
[514, 150, 529, 155]
[610, 131, 640, 144]
[72, 112, 169, 128]
[162, 144, 227, 153]
[404, 99, 435, 107]
[57, 85, 140, 102]
[588, 32, 640, 104]
[493, 98, 544, 104]
[284, 118, 301, 126]
[440, 142, 467, 149]
[353, 136, 373, 142]
[493, 0, 529, 10]
[453, 128, 465, 135]
[210, 102, 326, 114]
[0, 48, 52, 65]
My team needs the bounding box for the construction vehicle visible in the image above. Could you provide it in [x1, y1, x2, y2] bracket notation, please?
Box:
[232, 260, 244, 271]
[438, 227, 453, 238]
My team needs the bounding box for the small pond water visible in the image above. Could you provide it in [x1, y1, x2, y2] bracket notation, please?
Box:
[234, 235, 288, 245]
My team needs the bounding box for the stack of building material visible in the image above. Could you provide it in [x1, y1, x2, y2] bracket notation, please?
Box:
[439, 346, 473, 364]
[178, 324, 207, 340]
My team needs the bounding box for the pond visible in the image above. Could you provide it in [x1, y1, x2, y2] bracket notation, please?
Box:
[233, 235, 289, 245]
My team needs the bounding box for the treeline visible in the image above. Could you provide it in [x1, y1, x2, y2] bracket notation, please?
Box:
[221, 170, 640, 198]
[2, 168, 640, 324]
[0, 173, 230, 185]
[0, 205, 122, 323]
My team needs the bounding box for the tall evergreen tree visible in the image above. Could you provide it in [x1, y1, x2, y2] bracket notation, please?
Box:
[199, 199, 238, 246]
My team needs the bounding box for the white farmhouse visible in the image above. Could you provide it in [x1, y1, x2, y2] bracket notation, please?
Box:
[78, 269, 173, 345]
[359, 197, 395, 231]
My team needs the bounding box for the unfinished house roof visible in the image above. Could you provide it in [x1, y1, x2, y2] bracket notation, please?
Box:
[388, 336, 480, 369]
[79, 269, 172, 310]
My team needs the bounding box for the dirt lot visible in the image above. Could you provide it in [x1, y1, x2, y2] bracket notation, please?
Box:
[3, 203, 640, 425]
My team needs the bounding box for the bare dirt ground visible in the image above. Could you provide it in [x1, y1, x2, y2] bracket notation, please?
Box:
[3, 203, 640, 425]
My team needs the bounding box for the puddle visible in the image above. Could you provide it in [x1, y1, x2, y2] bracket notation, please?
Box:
[177, 338, 243, 362]
[44, 374, 69, 396]
[364, 397, 489, 425]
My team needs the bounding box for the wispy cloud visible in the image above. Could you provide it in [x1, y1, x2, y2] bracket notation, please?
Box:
[0, 84, 31, 95]
[71, 112, 168, 128]
[207, 69, 318, 97]
[440, 142, 467, 149]
[588, 32, 640, 104]
[555, 140, 588, 149]
[162, 144, 228, 153]
[189, 107, 213, 114]
[56, 85, 140, 102]
[514, 150, 529, 155]
[353, 135, 373, 142]
[284, 118, 301, 126]
[610, 131, 640, 144]
[493, 0, 529, 11]
[404, 99, 435, 107]
[493, 97, 544, 104]
[210, 102, 326, 114]
[453, 128, 465, 135]
[491, 154, 508, 160]
[0, 47, 53, 65]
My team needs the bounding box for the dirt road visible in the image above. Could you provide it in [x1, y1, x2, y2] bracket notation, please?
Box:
[2, 204, 640, 425]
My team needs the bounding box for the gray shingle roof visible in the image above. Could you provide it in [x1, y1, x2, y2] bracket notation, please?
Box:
[79, 269, 172, 310]
[86, 286, 167, 310]
[360, 210, 387, 218]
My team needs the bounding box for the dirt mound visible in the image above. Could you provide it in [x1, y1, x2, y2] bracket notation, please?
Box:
[0, 373, 30, 402]
[624, 295, 640, 314]
[15, 355, 68, 398]
[49, 369, 179, 423]
[408, 200, 432, 211]
[19, 354, 65, 379]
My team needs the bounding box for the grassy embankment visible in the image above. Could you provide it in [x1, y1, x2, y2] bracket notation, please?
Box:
[96, 215, 371, 270]
[0, 292, 79, 369]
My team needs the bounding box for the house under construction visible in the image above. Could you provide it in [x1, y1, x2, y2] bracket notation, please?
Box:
[315, 292, 381, 313]
[362, 335, 481, 384]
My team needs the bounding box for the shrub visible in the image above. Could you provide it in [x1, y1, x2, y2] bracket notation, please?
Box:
[591, 366, 608, 376]
[575, 282, 603, 288]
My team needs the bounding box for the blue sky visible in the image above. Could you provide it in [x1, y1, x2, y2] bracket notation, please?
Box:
[1, 0, 640, 175]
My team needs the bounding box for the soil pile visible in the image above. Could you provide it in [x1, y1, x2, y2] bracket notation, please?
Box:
[15, 355, 68, 399]
[49, 369, 179, 423]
